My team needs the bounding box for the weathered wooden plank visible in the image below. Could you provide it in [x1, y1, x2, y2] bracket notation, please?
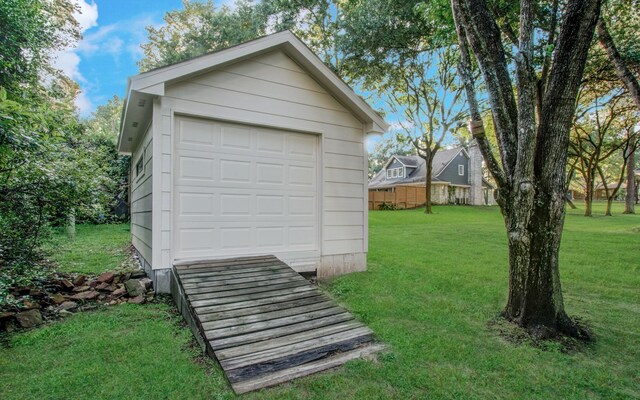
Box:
[186, 280, 309, 300]
[215, 320, 364, 360]
[225, 333, 373, 382]
[179, 266, 294, 282]
[183, 275, 307, 295]
[208, 313, 354, 350]
[181, 271, 297, 289]
[191, 286, 318, 308]
[202, 301, 336, 331]
[204, 306, 346, 340]
[221, 326, 373, 371]
[177, 260, 288, 275]
[195, 290, 323, 315]
[179, 266, 291, 282]
[175, 255, 277, 267]
[197, 295, 329, 323]
[231, 344, 385, 394]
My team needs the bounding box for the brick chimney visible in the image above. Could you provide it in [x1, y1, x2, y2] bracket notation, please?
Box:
[468, 140, 485, 205]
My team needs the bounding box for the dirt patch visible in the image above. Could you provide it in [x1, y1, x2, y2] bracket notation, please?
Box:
[487, 314, 596, 354]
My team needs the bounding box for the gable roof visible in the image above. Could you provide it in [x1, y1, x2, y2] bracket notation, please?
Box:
[118, 30, 388, 154]
[369, 148, 468, 189]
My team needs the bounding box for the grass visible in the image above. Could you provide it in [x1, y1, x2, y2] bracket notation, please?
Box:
[43, 223, 131, 274]
[2, 203, 639, 399]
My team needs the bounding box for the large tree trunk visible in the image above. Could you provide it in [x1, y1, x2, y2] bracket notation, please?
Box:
[451, 0, 600, 338]
[503, 186, 572, 334]
[624, 139, 636, 214]
[424, 156, 434, 214]
[584, 172, 595, 217]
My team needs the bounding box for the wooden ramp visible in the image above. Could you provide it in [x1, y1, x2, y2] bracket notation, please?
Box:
[171, 255, 383, 394]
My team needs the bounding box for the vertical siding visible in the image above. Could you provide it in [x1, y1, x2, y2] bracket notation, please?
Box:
[163, 50, 368, 258]
[131, 124, 153, 263]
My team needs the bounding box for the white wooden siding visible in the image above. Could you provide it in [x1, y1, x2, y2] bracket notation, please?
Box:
[163, 50, 367, 260]
[131, 124, 153, 263]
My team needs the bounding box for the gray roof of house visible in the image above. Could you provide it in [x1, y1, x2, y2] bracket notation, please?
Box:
[369, 148, 465, 189]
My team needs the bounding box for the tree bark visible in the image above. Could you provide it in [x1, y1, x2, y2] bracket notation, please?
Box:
[584, 169, 595, 217]
[624, 138, 636, 214]
[424, 154, 435, 214]
[451, 0, 600, 338]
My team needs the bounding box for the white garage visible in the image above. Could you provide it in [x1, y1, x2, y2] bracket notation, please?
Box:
[118, 31, 388, 292]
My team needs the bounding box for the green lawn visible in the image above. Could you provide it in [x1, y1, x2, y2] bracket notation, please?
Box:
[43, 223, 131, 274]
[2, 204, 639, 399]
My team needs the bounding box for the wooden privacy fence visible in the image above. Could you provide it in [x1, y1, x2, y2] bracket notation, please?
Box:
[368, 186, 426, 210]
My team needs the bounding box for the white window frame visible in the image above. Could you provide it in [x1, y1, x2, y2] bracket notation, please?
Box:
[458, 164, 464, 176]
[397, 167, 403, 178]
[387, 169, 392, 179]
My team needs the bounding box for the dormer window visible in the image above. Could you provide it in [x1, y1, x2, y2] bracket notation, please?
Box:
[386, 167, 404, 179]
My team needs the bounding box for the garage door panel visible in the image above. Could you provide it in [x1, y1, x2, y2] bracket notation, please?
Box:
[179, 228, 217, 251]
[178, 156, 216, 181]
[174, 117, 319, 260]
[288, 135, 316, 158]
[220, 194, 251, 216]
[257, 130, 285, 154]
[178, 193, 217, 216]
[256, 162, 285, 184]
[220, 124, 252, 150]
[178, 118, 218, 147]
[256, 195, 285, 216]
[220, 159, 251, 183]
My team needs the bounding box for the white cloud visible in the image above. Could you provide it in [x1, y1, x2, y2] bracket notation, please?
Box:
[51, 1, 99, 115]
[75, 0, 98, 32]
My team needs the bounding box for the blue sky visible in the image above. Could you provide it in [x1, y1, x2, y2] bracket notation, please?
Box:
[53, 0, 231, 116]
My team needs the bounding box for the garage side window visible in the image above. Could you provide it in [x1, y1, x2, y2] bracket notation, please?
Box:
[135, 151, 145, 178]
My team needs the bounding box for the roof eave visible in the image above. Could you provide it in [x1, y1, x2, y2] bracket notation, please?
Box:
[119, 31, 388, 142]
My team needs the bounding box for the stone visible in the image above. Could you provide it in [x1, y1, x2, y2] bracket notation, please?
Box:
[72, 285, 90, 292]
[60, 280, 74, 291]
[145, 291, 155, 302]
[95, 282, 110, 291]
[128, 295, 145, 305]
[124, 279, 145, 297]
[70, 290, 99, 301]
[29, 289, 44, 297]
[0, 311, 15, 320]
[15, 309, 43, 328]
[72, 275, 87, 286]
[58, 310, 73, 317]
[51, 293, 66, 305]
[88, 280, 98, 288]
[58, 301, 78, 311]
[121, 272, 131, 282]
[21, 299, 39, 310]
[112, 287, 127, 297]
[97, 272, 114, 284]
[130, 270, 146, 279]
[139, 277, 153, 290]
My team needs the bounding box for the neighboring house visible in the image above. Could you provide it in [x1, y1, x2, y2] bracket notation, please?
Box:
[117, 31, 388, 292]
[368, 144, 493, 209]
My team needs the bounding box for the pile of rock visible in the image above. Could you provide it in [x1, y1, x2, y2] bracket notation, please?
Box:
[0, 268, 155, 332]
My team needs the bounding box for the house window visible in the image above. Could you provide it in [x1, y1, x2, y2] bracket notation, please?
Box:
[458, 165, 464, 176]
[387, 169, 392, 179]
[136, 155, 144, 177]
[397, 167, 404, 178]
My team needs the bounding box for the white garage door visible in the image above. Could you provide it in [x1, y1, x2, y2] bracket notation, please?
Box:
[173, 116, 319, 261]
